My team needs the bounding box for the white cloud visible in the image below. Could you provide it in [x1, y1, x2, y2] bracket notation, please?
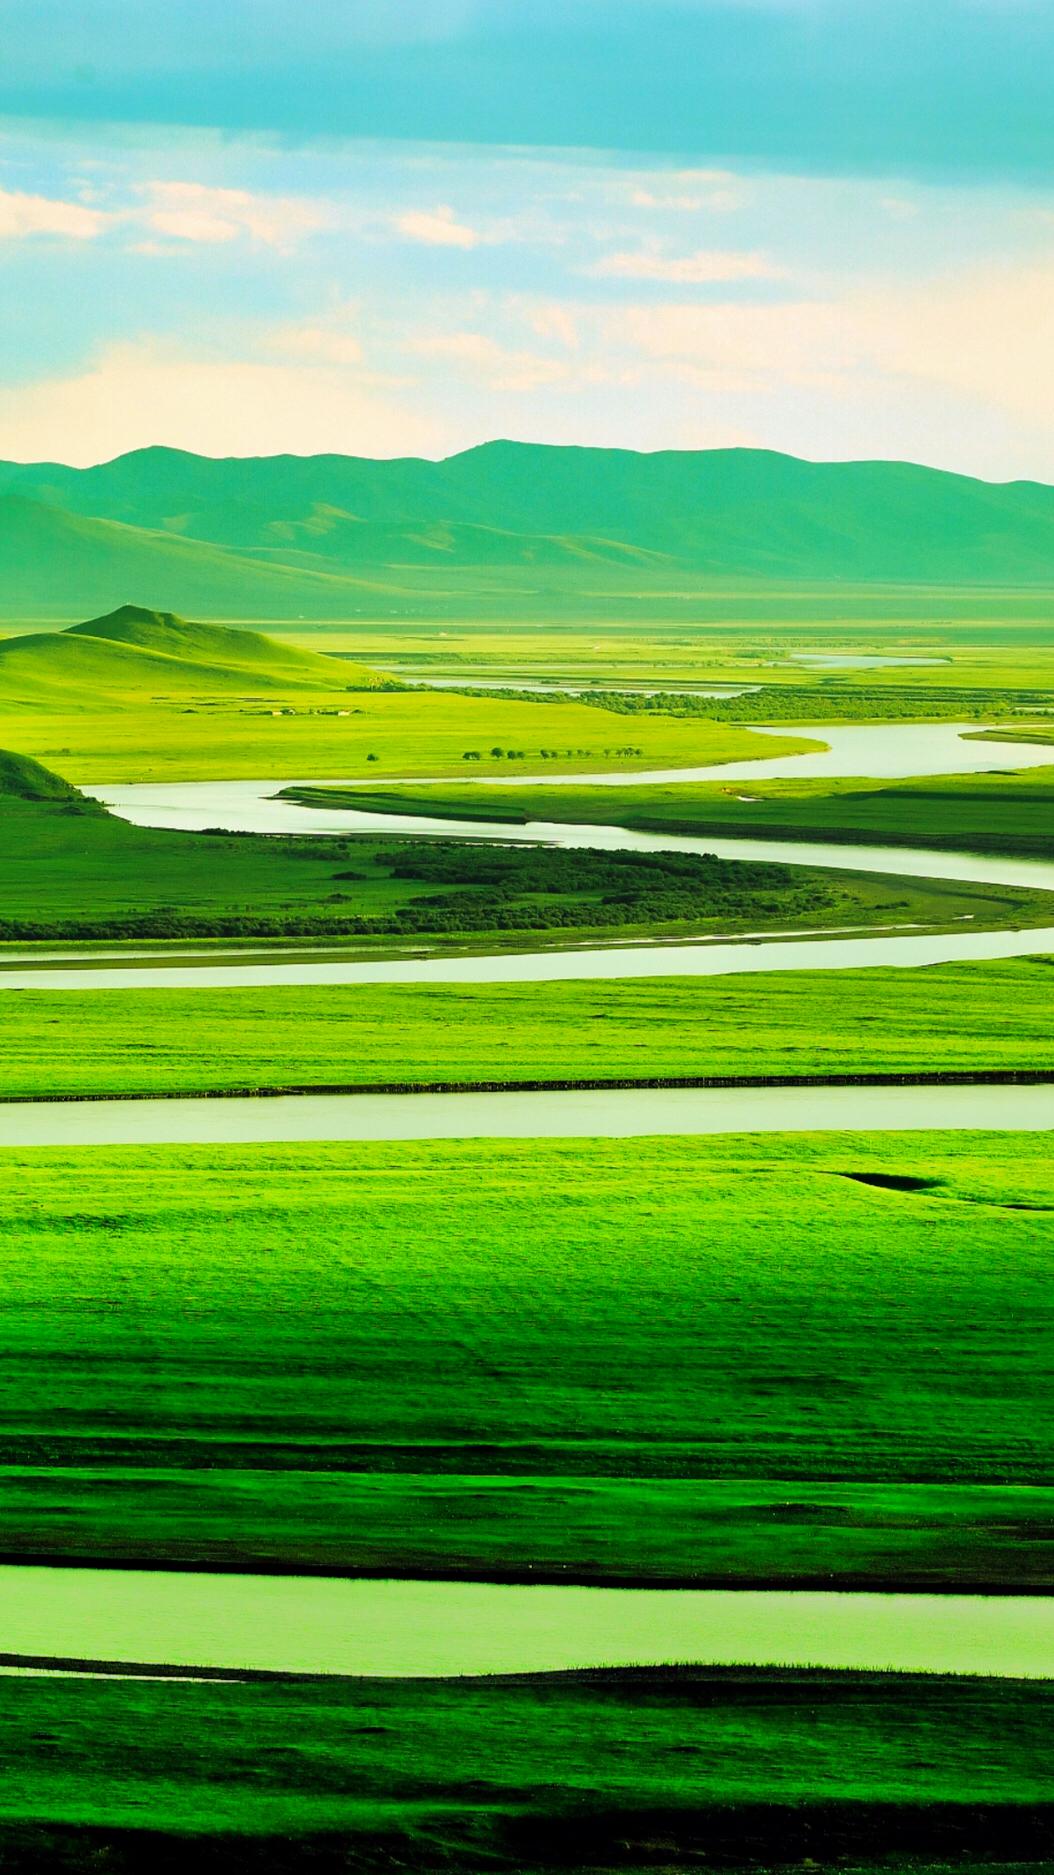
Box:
[629, 169, 744, 213]
[525, 302, 580, 350]
[411, 330, 569, 391]
[0, 187, 110, 240]
[850, 260, 1054, 425]
[137, 182, 329, 249]
[0, 340, 439, 464]
[600, 257, 1054, 426]
[590, 248, 787, 284]
[392, 204, 482, 248]
[265, 322, 364, 365]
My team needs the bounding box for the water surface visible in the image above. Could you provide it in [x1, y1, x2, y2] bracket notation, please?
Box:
[3, 1079, 1050, 1147]
[789, 654, 951, 669]
[384, 672, 759, 697]
[3, 923, 1053, 991]
[0, 1570, 1050, 1678]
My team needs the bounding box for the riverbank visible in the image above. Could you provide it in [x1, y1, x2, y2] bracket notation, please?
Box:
[0, 1665, 1050, 1872]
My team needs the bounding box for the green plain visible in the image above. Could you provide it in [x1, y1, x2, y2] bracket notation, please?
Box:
[0, 1132, 1050, 1585]
[3, 959, 1054, 1099]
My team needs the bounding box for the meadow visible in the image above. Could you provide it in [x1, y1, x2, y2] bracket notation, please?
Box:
[0, 1131, 1050, 1586]
[3, 957, 1054, 1099]
[0, 1666, 1049, 1871]
[0, 609, 811, 782]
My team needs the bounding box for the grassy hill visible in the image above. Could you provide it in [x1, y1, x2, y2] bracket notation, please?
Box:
[0, 747, 88, 804]
[0, 605, 380, 707]
[2, 443, 1054, 618]
[64, 604, 379, 686]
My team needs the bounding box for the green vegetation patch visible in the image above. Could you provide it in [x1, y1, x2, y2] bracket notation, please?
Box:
[3, 959, 1054, 1100]
[0, 1668, 1050, 1868]
[0, 1132, 1051, 1583]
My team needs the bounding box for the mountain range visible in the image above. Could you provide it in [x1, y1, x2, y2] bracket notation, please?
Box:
[1, 442, 1053, 618]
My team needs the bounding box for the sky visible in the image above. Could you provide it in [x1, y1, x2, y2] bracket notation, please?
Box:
[0, 0, 1052, 478]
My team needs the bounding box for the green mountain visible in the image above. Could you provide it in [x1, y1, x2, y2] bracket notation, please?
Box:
[0, 492, 394, 619]
[1, 442, 1053, 617]
[0, 606, 381, 707]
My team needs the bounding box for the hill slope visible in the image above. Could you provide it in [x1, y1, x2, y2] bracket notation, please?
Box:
[65, 604, 380, 685]
[0, 607, 380, 706]
[2, 442, 1054, 588]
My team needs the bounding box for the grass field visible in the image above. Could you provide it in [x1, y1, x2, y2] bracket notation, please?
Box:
[0, 608, 817, 782]
[0, 1667, 1050, 1871]
[3, 686, 809, 784]
[0, 1131, 1050, 1585]
[3, 958, 1054, 1099]
[300, 763, 1054, 859]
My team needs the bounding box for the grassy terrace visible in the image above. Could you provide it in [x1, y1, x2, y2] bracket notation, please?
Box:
[0, 1668, 1050, 1871]
[0, 1131, 1050, 1586]
[3, 959, 1054, 1099]
[285, 762, 1054, 860]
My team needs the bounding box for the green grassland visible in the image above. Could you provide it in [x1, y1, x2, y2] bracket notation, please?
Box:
[3, 959, 1054, 1099]
[0, 606, 813, 782]
[7, 749, 1029, 943]
[299, 763, 1054, 859]
[0, 1668, 1050, 1872]
[0, 1132, 1051, 1586]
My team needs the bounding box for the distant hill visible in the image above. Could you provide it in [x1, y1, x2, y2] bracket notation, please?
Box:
[0, 492, 394, 619]
[2, 442, 1053, 616]
[0, 606, 382, 706]
[65, 604, 379, 684]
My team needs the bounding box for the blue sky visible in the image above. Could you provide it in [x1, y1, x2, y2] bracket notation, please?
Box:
[1, 1, 1052, 475]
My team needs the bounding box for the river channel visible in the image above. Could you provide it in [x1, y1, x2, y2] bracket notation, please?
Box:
[0, 1571, 1050, 1678]
[3, 1080, 1053, 1147]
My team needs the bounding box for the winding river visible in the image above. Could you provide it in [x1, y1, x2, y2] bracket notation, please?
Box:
[1, 717, 1043, 991]
[0, 1571, 1050, 1678]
